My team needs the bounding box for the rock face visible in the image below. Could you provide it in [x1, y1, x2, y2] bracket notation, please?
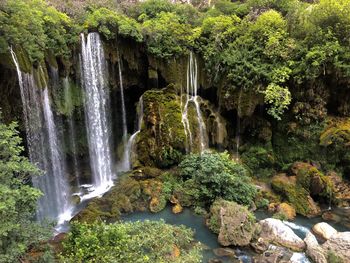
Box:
[271, 173, 321, 217]
[322, 232, 350, 261]
[304, 232, 327, 263]
[312, 222, 337, 240]
[207, 200, 256, 247]
[258, 218, 306, 251]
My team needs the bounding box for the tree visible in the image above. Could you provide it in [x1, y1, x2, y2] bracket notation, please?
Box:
[0, 120, 51, 262]
[179, 152, 256, 206]
[60, 220, 202, 263]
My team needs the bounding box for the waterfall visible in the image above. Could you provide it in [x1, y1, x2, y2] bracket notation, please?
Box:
[10, 48, 72, 223]
[125, 96, 144, 169]
[118, 54, 130, 171]
[181, 52, 208, 153]
[80, 33, 114, 194]
[63, 78, 81, 185]
[42, 87, 72, 223]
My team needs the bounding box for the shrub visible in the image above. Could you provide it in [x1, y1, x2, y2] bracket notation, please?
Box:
[60, 220, 202, 263]
[179, 152, 256, 206]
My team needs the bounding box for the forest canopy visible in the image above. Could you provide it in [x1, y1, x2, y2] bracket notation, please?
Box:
[1, 0, 350, 120]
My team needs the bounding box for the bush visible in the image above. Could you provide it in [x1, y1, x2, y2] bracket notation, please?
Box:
[179, 152, 256, 206]
[60, 220, 202, 263]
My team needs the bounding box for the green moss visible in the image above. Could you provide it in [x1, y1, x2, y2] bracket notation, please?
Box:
[136, 87, 188, 168]
[271, 175, 311, 216]
[241, 145, 276, 178]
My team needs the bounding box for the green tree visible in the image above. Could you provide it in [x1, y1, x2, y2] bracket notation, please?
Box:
[142, 12, 195, 59]
[0, 120, 51, 262]
[60, 220, 202, 263]
[179, 152, 256, 206]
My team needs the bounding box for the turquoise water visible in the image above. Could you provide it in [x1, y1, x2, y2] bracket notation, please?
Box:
[122, 207, 254, 263]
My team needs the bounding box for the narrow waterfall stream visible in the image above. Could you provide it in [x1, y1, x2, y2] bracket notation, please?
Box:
[182, 52, 208, 153]
[125, 96, 144, 168]
[80, 32, 114, 197]
[10, 48, 72, 223]
[63, 78, 81, 186]
[117, 54, 130, 171]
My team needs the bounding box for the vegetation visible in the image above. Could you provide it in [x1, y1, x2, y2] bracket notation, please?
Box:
[0, 120, 51, 262]
[179, 152, 257, 206]
[60, 220, 202, 263]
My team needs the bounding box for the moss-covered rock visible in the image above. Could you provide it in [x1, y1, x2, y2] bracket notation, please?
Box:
[136, 87, 187, 167]
[207, 199, 256, 247]
[72, 174, 145, 223]
[271, 174, 321, 217]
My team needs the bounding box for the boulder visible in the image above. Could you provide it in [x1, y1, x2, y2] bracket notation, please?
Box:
[254, 245, 293, 263]
[213, 248, 236, 258]
[207, 200, 256, 247]
[258, 218, 306, 251]
[304, 232, 327, 263]
[322, 232, 350, 261]
[312, 222, 337, 240]
[276, 203, 296, 220]
[271, 174, 321, 217]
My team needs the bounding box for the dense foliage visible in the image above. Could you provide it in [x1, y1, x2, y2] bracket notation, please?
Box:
[2, 0, 350, 120]
[0, 120, 51, 262]
[179, 152, 257, 206]
[60, 220, 202, 263]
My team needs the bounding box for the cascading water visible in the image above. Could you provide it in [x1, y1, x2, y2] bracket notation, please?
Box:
[10, 48, 72, 223]
[125, 96, 144, 168]
[42, 87, 72, 224]
[117, 54, 130, 171]
[80, 33, 114, 195]
[63, 78, 81, 185]
[181, 52, 208, 153]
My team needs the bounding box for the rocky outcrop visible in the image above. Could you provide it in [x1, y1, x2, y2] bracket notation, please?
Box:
[304, 232, 327, 263]
[271, 174, 321, 217]
[258, 218, 305, 251]
[312, 222, 337, 240]
[207, 200, 256, 247]
[322, 232, 350, 261]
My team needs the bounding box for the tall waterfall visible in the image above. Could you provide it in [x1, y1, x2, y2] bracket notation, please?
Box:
[63, 78, 81, 185]
[80, 33, 114, 193]
[182, 52, 208, 153]
[125, 96, 144, 169]
[118, 55, 130, 171]
[10, 48, 72, 223]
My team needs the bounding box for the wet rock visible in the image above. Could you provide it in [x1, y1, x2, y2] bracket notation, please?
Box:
[254, 245, 293, 263]
[321, 232, 350, 261]
[304, 232, 327, 263]
[250, 237, 269, 254]
[213, 248, 236, 258]
[312, 222, 337, 240]
[322, 211, 342, 223]
[207, 200, 256, 247]
[258, 218, 306, 251]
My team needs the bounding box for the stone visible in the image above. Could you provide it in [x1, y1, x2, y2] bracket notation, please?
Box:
[250, 237, 269, 254]
[213, 248, 236, 258]
[312, 222, 337, 240]
[172, 203, 183, 214]
[258, 218, 306, 251]
[322, 232, 350, 261]
[304, 232, 327, 263]
[322, 211, 341, 223]
[277, 203, 296, 220]
[254, 245, 293, 263]
[207, 200, 256, 247]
